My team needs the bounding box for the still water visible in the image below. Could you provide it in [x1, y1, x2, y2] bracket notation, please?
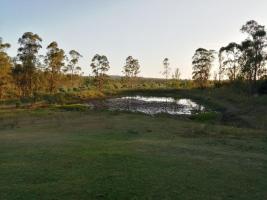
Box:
[106, 96, 205, 115]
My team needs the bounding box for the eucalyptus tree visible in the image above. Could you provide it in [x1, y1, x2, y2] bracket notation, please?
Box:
[90, 54, 110, 91]
[172, 67, 181, 80]
[12, 61, 23, 97]
[65, 50, 82, 86]
[0, 38, 10, 50]
[240, 20, 267, 88]
[219, 42, 242, 81]
[192, 48, 215, 88]
[0, 38, 12, 99]
[45, 42, 65, 93]
[16, 32, 42, 97]
[162, 58, 171, 87]
[122, 56, 140, 88]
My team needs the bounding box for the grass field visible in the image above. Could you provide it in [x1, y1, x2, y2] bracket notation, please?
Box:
[1, 87, 267, 200]
[0, 100, 267, 200]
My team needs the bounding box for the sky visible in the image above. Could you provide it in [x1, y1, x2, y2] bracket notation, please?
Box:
[1, 0, 267, 79]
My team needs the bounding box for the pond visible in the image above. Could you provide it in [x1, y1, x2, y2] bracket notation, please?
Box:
[105, 96, 206, 115]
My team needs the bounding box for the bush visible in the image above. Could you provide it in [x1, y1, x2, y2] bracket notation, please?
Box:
[73, 88, 80, 92]
[55, 93, 68, 104]
[33, 92, 46, 102]
[75, 90, 105, 99]
[59, 88, 67, 93]
[213, 81, 223, 88]
[20, 97, 34, 104]
[43, 93, 67, 105]
[15, 100, 22, 108]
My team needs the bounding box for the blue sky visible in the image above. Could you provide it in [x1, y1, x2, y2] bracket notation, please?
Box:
[1, 0, 267, 78]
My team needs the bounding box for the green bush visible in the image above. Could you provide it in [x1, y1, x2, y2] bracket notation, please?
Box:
[20, 97, 34, 104]
[75, 90, 105, 99]
[58, 88, 67, 93]
[15, 100, 22, 108]
[43, 93, 67, 105]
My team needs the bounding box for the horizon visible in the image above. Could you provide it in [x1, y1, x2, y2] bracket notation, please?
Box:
[1, 0, 267, 79]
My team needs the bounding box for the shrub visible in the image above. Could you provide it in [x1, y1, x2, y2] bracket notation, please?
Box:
[15, 100, 22, 108]
[58, 88, 67, 93]
[75, 90, 105, 99]
[43, 93, 67, 105]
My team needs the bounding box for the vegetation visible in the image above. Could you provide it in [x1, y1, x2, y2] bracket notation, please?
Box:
[0, 98, 266, 199]
[1, 19, 267, 199]
[218, 20, 267, 93]
[219, 42, 242, 81]
[192, 48, 215, 88]
[91, 54, 110, 91]
[162, 58, 171, 87]
[15, 32, 43, 97]
[65, 50, 82, 86]
[172, 67, 181, 80]
[45, 41, 65, 93]
[0, 20, 266, 103]
[122, 56, 140, 88]
[0, 38, 12, 99]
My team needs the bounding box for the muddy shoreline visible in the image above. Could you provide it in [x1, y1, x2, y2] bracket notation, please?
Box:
[88, 96, 206, 116]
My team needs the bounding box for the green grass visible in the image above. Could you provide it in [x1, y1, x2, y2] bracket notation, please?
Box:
[0, 108, 266, 200]
[120, 86, 267, 129]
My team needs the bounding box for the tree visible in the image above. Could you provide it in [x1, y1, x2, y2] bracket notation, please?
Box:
[64, 50, 82, 87]
[192, 48, 215, 88]
[240, 20, 267, 90]
[0, 38, 12, 99]
[219, 42, 242, 81]
[122, 56, 140, 88]
[16, 32, 42, 97]
[238, 40, 255, 82]
[162, 58, 171, 87]
[91, 54, 110, 91]
[0, 38, 10, 51]
[172, 67, 181, 80]
[45, 42, 65, 93]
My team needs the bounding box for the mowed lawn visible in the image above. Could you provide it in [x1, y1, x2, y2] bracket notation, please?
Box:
[0, 109, 266, 200]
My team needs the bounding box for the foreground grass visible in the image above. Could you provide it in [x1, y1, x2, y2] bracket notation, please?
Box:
[0, 109, 266, 200]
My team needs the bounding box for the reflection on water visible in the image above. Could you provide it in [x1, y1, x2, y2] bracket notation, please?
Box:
[107, 96, 205, 115]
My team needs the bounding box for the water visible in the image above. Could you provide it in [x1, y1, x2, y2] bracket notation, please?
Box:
[106, 96, 205, 115]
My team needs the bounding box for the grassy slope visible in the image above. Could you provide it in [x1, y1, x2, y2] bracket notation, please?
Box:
[121, 86, 267, 129]
[0, 109, 266, 200]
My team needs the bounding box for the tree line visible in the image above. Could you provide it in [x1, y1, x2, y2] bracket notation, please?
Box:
[1, 20, 267, 100]
[0, 32, 181, 100]
[192, 20, 267, 92]
[0, 32, 85, 99]
[0, 32, 143, 99]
